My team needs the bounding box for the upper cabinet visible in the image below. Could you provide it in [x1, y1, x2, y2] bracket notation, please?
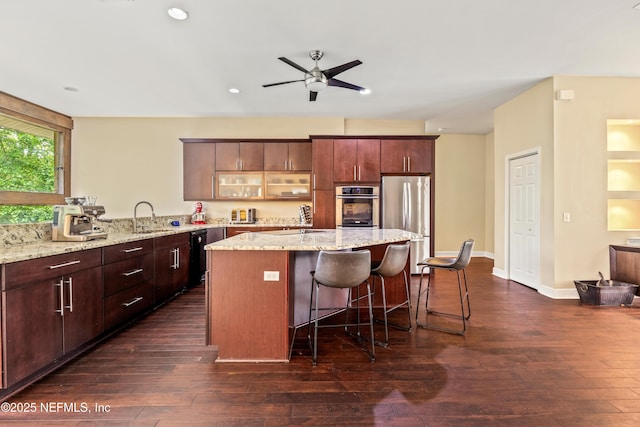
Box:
[216, 142, 264, 171]
[264, 142, 312, 171]
[183, 142, 216, 201]
[380, 138, 435, 174]
[312, 138, 334, 190]
[333, 139, 380, 183]
[181, 139, 311, 201]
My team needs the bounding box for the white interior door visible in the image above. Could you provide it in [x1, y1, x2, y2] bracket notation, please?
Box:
[509, 153, 540, 289]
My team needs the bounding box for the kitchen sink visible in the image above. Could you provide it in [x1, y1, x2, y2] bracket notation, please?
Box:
[134, 228, 175, 234]
[260, 229, 324, 235]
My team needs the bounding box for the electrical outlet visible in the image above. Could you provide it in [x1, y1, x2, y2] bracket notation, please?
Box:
[563, 212, 571, 223]
[263, 271, 280, 281]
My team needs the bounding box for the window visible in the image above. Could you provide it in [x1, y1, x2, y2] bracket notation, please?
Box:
[0, 91, 72, 223]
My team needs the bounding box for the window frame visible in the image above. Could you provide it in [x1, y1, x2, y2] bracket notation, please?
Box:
[0, 91, 72, 205]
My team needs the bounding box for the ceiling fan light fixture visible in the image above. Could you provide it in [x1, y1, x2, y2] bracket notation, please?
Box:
[168, 7, 188, 20]
[305, 69, 328, 91]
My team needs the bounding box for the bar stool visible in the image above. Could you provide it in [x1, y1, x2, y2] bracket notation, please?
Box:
[370, 241, 411, 347]
[307, 250, 375, 366]
[416, 239, 474, 335]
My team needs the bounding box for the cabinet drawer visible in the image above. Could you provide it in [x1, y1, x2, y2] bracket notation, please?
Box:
[103, 253, 154, 296]
[104, 280, 154, 330]
[3, 248, 102, 291]
[154, 232, 189, 250]
[103, 239, 154, 264]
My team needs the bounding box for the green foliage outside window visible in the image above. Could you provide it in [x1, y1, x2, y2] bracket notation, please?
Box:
[0, 125, 56, 223]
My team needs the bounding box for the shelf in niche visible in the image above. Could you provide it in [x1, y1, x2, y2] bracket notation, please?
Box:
[607, 151, 640, 160]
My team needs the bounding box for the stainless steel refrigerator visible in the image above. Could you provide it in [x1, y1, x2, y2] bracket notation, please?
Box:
[381, 176, 430, 274]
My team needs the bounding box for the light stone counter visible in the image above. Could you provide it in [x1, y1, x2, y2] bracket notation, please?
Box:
[0, 220, 312, 264]
[205, 228, 414, 251]
[0, 225, 212, 264]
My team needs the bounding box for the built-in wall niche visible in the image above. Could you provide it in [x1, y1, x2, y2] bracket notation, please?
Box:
[607, 120, 640, 230]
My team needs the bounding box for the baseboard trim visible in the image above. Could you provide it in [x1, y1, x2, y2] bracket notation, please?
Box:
[434, 250, 494, 259]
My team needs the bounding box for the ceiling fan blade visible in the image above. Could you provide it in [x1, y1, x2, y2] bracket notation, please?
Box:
[262, 79, 304, 88]
[309, 91, 318, 102]
[328, 78, 365, 92]
[278, 57, 309, 73]
[323, 60, 362, 79]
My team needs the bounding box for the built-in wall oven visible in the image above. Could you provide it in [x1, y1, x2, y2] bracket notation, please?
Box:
[335, 185, 379, 227]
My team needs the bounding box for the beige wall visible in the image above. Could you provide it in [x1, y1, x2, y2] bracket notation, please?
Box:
[434, 134, 487, 255]
[71, 117, 488, 253]
[553, 76, 640, 289]
[484, 132, 495, 256]
[494, 75, 640, 293]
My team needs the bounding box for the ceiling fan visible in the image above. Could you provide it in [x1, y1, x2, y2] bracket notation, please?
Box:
[263, 50, 365, 101]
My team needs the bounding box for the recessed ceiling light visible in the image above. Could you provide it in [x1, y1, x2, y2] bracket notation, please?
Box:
[229, 88, 240, 94]
[359, 88, 371, 95]
[63, 86, 79, 92]
[634, 3, 640, 10]
[168, 7, 188, 20]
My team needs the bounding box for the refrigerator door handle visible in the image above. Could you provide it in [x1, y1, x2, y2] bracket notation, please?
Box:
[402, 180, 410, 230]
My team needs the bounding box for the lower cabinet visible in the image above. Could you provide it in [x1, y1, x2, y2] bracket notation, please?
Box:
[154, 233, 190, 303]
[103, 240, 155, 331]
[1, 249, 103, 388]
[312, 189, 335, 229]
[104, 281, 155, 330]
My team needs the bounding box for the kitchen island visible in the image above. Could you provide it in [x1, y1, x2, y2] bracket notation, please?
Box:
[205, 228, 413, 362]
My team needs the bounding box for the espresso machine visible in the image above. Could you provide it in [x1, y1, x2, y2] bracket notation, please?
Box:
[52, 204, 109, 242]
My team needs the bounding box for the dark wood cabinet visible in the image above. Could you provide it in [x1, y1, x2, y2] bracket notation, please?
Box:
[215, 142, 264, 171]
[1, 248, 103, 388]
[312, 190, 335, 229]
[312, 138, 334, 190]
[62, 266, 104, 352]
[333, 139, 380, 183]
[154, 233, 190, 303]
[183, 142, 216, 200]
[380, 138, 434, 174]
[103, 240, 155, 330]
[264, 142, 311, 171]
[3, 280, 64, 387]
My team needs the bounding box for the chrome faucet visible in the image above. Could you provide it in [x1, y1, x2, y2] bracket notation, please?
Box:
[133, 201, 156, 233]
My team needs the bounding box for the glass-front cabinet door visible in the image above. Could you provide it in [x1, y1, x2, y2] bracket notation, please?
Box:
[216, 172, 264, 200]
[264, 172, 311, 200]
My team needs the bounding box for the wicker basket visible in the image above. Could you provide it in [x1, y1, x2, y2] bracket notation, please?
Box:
[574, 280, 638, 306]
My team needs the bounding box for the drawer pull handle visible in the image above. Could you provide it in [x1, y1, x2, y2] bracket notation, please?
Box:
[122, 247, 144, 253]
[49, 260, 81, 270]
[122, 268, 144, 277]
[122, 296, 143, 307]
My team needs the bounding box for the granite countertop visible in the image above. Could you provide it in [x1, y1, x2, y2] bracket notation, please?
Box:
[0, 221, 314, 264]
[0, 224, 214, 264]
[205, 228, 414, 251]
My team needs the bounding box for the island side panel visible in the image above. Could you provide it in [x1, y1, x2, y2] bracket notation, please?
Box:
[207, 250, 289, 361]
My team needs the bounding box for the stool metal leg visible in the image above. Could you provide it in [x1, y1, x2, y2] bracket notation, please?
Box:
[309, 278, 376, 365]
[416, 266, 470, 336]
[372, 270, 412, 347]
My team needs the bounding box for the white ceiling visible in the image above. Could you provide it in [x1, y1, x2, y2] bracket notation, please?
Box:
[3, 0, 640, 135]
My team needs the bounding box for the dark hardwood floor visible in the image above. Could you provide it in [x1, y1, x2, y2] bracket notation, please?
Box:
[2, 258, 640, 426]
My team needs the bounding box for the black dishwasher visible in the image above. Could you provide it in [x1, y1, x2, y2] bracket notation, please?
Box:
[189, 229, 208, 287]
